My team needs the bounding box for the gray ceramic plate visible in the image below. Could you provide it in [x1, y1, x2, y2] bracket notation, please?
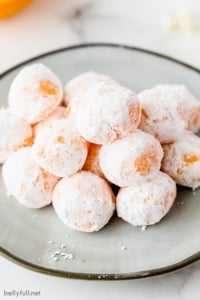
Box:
[0, 44, 200, 280]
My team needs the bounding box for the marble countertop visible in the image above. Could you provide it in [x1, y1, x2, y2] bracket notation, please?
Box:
[0, 0, 200, 299]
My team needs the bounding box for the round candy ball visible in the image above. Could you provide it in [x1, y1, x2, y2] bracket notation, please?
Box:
[32, 119, 88, 177]
[138, 84, 191, 143]
[162, 131, 200, 189]
[116, 171, 176, 226]
[75, 82, 141, 144]
[2, 147, 59, 208]
[0, 108, 32, 163]
[52, 171, 115, 232]
[99, 130, 163, 187]
[162, 85, 200, 133]
[8, 64, 63, 124]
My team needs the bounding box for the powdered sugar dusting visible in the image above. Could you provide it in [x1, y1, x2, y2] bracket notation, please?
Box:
[141, 225, 147, 231]
[46, 240, 75, 263]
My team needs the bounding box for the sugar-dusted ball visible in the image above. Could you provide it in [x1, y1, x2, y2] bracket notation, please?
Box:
[99, 130, 163, 187]
[32, 119, 88, 177]
[170, 85, 200, 133]
[33, 106, 66, 136]
[116, 171, 176, 226]
[138, 84, 193, 143]
[52, 171, 115, 232]
[2, 147, 59, 208]
[0, 108, 32, 163]
[83, 143, 105, 178]
[64, 71, 118, 106]
[75, 82, 141, 144]
[8, 64, 63, 124]
[162, 131, 200, 189]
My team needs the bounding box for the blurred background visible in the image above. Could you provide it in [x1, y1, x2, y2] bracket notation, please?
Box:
[1, 0, 200, 73]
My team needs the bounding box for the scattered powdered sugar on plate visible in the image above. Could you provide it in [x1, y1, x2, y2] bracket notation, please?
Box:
[116, 240, 127, 251]
[52, 256, 59, 261]
[176, 201, 184, 207]
[141, 225, 147, 231]
[192, 189, 197, 195]
[61, 253, 74, 260]
[120, 245, 127, 250]
[31, 214, 38, 218]
[46, 240, 75, 263]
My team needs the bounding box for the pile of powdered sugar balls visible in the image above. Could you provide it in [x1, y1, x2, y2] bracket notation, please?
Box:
[1, 63, 200, 233]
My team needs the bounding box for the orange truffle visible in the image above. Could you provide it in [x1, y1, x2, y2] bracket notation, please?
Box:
[117, 171, 176, 226]
[138, 85, 200, 143]
[8, 64, 63, 124]
[0, 108, 33, 163]
[162, 131, 200, 189]
[75, 82, 141, 144]
[2, 147, 59, 208]
[99, 130, 163, 187]
[52, 171, 115, 232]
[32, 119, 88, 177]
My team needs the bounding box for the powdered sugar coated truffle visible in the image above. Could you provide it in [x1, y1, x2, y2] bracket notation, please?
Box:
[64, 71, 118, 106]
[166, 85, 200, 133]
[162, 131, 200, 189]
[2, 147, 59, 208]
[99, 130, 163, 187]
[116, 171, 176, 226]
[0, 108, 32, 163]
[8, 64, 63, 124]
[52, 171, 115, 232]
[75, 82, 141, 144]
[138, 85, 188, 143]
[32, 119, 88, 177]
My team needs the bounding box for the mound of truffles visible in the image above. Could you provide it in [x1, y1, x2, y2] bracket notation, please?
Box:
[1, 64, 200, 232]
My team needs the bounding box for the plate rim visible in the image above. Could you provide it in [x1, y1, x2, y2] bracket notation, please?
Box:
[0, 42, 200, 280]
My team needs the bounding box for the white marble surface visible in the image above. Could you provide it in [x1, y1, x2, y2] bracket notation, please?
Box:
[0, 0, 200, 299]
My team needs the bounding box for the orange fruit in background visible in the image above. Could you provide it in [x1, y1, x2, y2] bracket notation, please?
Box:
[0, 0, 32, 18]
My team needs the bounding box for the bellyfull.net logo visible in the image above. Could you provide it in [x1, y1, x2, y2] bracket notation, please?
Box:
[3, 290, 41, 297]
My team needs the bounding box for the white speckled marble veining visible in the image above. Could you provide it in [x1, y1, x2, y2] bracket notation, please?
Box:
[0, 0, 200, 299]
